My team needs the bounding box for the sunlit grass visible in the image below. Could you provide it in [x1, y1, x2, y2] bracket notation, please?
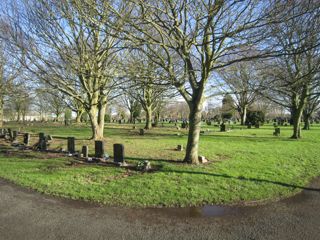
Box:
[0, 122, 319, 207]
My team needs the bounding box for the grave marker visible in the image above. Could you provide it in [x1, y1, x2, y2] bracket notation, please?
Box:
[113, 144, 125, 163]
[95, 140, 105, 158]
[12, 131, 17, 141]
[67, 137, 76, 154]
[82, 145, 89, 158]
[23, 133, 30, 145]
[220, 123, 226, 132]
[273, 127, 281, 136]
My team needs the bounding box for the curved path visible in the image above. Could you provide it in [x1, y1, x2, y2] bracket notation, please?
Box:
[0, 178, 320, 240]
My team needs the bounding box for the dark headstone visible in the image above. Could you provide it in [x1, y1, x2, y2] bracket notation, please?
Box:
[139, 129, 145, 136]
[8, 128, 13, 141]
[247, 123, 252, 129]
[82, 145, 89, 158]
[67, 137, 75, 154]
[95, 141, 105, 158]
[39, 139, 48, 151]
[177, 145, 183, 151]
[39, 132, 45, 141]
[12, 131, 17, 141]
[113, 144, 125, 163]
[23, 133, 30, 145]
[220, 123, 226, 132]
[273, 127, 281, 136]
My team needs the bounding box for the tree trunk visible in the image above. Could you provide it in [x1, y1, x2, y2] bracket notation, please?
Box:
[87, 89, 107, 140]
[291, 86, 308, 139]
[75, 109, 84, 123]
[303, 113, 311, 130]
[145, 106, 152, 129]
[0, 96, 3, 127]
[129, 111, 134, 123]
[154, 111, 160, 127]
[291, 109, 303, 139]
[17, 111, 21, 122]
[184, 102, 203, 164]
[240, 105, 247, 125]
[88, 106, 104, 140]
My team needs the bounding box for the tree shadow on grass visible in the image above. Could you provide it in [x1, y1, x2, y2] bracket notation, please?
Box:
[203, 134, 300, 142]
[161, 169, 320, 192]
[126, 157, 186, 164]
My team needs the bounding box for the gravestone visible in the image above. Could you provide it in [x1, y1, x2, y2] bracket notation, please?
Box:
[8, 128, 13, 141]
[255, 122, 260, 128]
[39, 132, 45, 141]
[198, 156, 208, 164]
[23, 133, 30, 145]
[113, 144, 125, 163]
[39, 139, 48, 151]
[12, 131, 18, 141]
[95, 140, 105, 158]
[139, 129, 145, 136]
[181, 122, 186, 129]
[273, 127, 281, 136]
[177, 145, 183, 151]
[220, 123, 226, 132]
[247, 123, 252, 129]
[82, 145, 89, 158]
[38, 132, 47, 151]
[67, 137, 75, 154]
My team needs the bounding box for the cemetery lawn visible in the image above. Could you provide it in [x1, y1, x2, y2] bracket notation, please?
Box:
[0, 123, 320, 207]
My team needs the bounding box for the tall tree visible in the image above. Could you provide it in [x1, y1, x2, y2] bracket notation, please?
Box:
[106, 0, 274, 163]
[303, 93, 320, 130]
[218, 61, 262, 125]
[124, 51, 173, 129]
[262, 1, 320, 138]
[1, 0, 125, 139]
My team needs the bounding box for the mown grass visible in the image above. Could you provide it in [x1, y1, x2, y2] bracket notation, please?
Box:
[0, 122, 319, 207]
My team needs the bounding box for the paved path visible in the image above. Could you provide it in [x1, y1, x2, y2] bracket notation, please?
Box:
[0, 178, 320, 240]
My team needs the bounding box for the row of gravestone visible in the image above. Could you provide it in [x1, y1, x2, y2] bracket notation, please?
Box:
[0, 129, 126, 164]
[53, 135, 125, 164]
[68, 138, 125, 164]
[0, 128, 21, 142]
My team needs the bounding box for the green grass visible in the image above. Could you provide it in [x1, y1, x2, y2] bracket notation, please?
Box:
[0, 122, 319, 207]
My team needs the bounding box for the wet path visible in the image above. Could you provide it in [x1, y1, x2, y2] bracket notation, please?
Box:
[0, 178, 320, 240]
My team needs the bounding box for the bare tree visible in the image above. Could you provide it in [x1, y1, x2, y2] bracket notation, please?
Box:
[124, 51, 174, 129]
[303, 92, 320, 130]
[0, 38, 22, 126]
[1, 0, 125, 139]
[218, 61, 262, 125]
[104, 0, 275, 163]
[121, 93, 141, 124]
[262, 1, 320, 138]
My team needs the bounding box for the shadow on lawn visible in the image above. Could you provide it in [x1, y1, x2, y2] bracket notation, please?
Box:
[203, 134, 297, 142]
[161, 169, 320, 192]
[126, 157, 186, 164]
[125, 157, 319, 191]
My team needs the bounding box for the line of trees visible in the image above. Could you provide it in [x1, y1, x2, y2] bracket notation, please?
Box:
[0, 0, 319, 164]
